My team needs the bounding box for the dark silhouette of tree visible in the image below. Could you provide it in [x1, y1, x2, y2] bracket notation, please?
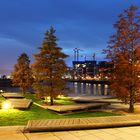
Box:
[32, 27, 68, 105]
[12, 53, 33, 93]
[104, 5, 140, 112]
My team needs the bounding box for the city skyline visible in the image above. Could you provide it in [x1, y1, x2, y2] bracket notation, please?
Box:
[0, 0, 139, 75]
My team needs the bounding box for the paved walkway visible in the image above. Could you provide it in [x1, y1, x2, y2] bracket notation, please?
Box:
[1, 125, 140, 140]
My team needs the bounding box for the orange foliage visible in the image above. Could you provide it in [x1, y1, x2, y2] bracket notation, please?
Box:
[104, 5, 140, 112]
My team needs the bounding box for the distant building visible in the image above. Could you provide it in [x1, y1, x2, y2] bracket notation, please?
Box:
[97, 61, 113, 79]
[73, 60, 97, 79]
[72, 60, 113, 80]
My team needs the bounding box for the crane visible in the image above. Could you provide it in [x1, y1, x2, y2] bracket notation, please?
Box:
[73, 48, 83, 61]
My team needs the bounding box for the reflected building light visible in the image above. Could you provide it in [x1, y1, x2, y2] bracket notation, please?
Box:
[74, 82, 77, 85]
[105, 84, 108, 88]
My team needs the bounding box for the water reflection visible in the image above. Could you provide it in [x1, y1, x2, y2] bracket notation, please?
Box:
[67, 82, 109, 95]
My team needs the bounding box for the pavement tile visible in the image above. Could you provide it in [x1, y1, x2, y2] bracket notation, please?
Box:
[25, 132, 54, 137]
[80, 134, 103, 140]
[93, 131, 119, 140]
[25, 133, 60, 140]
[134, 133, 140, 137]
[53, 131, 70, 136]
[100, 128, 121, 134]
[127, 126, 140, 131]
[0, 133, 27, 140]
[128, 126, 140, 130]
[113, 132, 140, 140]
[84, 129, 102, 134]
[117, 127, 140, 134]
[0, 126, 26, 140]
[69, 130, 88, 136]
[56, 133, 80, 140]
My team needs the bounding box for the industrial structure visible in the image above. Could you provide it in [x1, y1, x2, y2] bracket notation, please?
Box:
[72, 48, 112, 80]
[73, 60, 112, 80]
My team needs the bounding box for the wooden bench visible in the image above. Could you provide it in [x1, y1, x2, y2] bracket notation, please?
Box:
[46, 103, 110, 113]
[1, 93, 24, 98]
[8, 98, 32, 109]
[25, 115, 140, 132]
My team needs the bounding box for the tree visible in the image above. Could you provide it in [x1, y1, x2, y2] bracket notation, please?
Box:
[104, 5, 140, 112]
[32, 27, 68, 105]
[12, 53, 33, 93]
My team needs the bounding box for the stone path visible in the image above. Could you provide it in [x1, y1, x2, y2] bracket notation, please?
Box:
[26, 115, 140, 132]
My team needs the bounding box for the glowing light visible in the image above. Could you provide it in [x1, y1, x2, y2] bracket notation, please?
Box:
[7, 75, 11, 79]
[0, 90, 3, 93]
[57, 95, 61, 98]
[57, 95, 64, 99]
[2, 101, 11, 109]
[47, 96, 50, 100]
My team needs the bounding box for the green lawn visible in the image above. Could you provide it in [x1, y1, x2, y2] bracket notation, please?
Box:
[0, 95, 5, 101]
[25, 94, 75, 105]
[0, 94, 121, 126]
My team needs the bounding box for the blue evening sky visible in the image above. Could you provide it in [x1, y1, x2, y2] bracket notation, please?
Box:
[0, 0, 139, 75]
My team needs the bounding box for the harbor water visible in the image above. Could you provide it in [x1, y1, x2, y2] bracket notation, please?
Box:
[67, 82, 109, 95]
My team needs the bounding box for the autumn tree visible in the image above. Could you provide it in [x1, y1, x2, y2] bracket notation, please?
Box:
[12, 53, 33, 93]
[104, 5, 140, 112]
[32, 27, 68, 105]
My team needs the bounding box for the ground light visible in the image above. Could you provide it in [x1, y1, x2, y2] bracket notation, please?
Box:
[2, 101, 12, 109]
[57, 95, 64, 98]
[44, 96, 51, 103]
[0, 90, 3, 93]
[47, 96, 50, 100]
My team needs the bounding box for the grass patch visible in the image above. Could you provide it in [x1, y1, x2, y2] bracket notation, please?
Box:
[54, 99, 75, 105]
[55, 96, 74, 105]
[0, 105, 62, 126]
[0, 95, 5, 101]
[0, 104, 121, 126]
[25, 94, 43, 104]
[0, 93, 122, 126]
[25, 93, 75, 105]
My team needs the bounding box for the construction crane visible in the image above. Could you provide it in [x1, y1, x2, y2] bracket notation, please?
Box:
[73, 48, 83, 61]
[92, 53, 96, 61]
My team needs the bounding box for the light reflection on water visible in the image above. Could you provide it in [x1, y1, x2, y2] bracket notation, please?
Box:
[67, 82, 109, 95]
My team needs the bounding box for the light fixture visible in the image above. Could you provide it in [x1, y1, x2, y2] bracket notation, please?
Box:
[2, 101, 11, 109]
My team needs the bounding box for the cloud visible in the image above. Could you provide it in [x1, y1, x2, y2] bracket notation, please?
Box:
[0, 0, 139, 73]
[0, 36, 36, 69]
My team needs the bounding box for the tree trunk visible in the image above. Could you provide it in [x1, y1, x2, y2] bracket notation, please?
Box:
[49, 81, 54, 106]
[21, 88, 25, 95]
[129, 40, 135, 113]
[129, 91, 134, 113]
[50, 96, 53, 106]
